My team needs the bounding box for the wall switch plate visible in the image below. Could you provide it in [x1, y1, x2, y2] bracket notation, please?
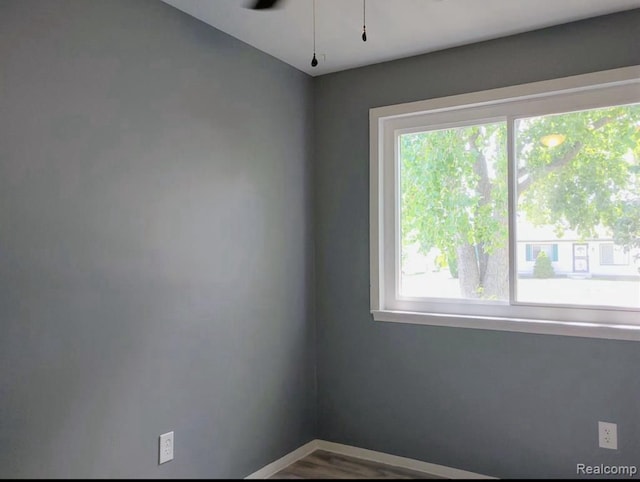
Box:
[159, 431, 174, 464]
[598, 421, 617, 450]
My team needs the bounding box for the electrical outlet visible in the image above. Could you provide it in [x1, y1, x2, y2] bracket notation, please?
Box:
[598, 421, 617, 450]
[159, 431, 174, 464]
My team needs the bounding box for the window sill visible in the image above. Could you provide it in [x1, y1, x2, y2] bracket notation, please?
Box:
[371, 310, 640, 342]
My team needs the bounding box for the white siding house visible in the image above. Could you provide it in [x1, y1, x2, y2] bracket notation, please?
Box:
[516, 221, 640, 278]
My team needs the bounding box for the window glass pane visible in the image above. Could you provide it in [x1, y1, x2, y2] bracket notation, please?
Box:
[515, 103, 640, 308]
[600, 244, 614, 265]
[399, 122, 508, 301]
[528, 243, 557, 262]
[600, 243, 630, 266]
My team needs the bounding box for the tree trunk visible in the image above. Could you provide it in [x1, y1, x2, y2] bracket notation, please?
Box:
[481, 246, 509, 300]
[457, 243, 480, 298]
[454, 128, 512, 301]
[457, 245, 509, 300]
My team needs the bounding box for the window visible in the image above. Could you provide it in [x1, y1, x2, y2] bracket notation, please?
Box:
[370, 66, 640, 340]
[600, 243, 630, 266]
[525, 244, 558, 262]
[399, 121, 507, 301]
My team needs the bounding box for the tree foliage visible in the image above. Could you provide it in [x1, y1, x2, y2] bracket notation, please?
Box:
[613, 199, 640, 250]
[401, 103, 640, 299]
[517, 106, 640, 240]
[533, 251, 555, 279]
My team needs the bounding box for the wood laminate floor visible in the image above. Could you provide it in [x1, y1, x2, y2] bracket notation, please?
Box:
[270, 450, 441, 479]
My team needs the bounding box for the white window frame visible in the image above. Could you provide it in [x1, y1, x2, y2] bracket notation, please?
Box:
[370, 66, 640, 341]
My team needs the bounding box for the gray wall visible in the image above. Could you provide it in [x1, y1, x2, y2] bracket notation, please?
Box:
[0, 0, 314, 478]
[314, 10, 640, 479]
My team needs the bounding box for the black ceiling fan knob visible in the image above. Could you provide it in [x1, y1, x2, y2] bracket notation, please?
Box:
[250, 0, 280, 10]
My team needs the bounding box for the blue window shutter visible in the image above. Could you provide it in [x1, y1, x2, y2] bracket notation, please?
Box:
[526, 244, 532, 261]
[552, 244, 558, 262]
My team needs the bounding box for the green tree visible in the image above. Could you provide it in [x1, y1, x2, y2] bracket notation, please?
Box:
[613, 199, 640, 250]
[613, 199, 640, 272]
[533, 251, 555, 279]
[401, 104, 640, 299]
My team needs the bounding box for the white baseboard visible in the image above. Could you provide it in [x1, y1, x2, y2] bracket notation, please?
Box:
[245, 439, 494, 479]
[245, 440, 319, 479]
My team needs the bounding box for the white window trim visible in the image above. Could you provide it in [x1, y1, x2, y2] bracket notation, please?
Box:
[370, 65, 640, 341]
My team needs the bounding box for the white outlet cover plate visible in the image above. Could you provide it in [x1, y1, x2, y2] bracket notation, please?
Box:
[598, 421, 618, 450]
[159, 431, 174, 464]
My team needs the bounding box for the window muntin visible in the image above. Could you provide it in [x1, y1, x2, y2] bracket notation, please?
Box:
[371, 67, 640, 333]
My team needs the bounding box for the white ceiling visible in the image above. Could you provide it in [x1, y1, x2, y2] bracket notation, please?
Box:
[162, 0, 640, 76]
